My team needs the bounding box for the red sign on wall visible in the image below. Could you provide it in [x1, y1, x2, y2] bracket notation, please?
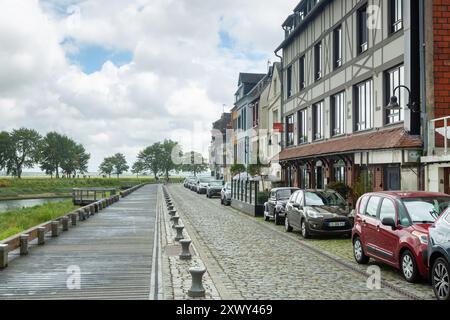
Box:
[273, 123, 283, 132]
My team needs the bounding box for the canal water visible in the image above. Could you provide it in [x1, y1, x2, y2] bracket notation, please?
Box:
[0, 198, 68, 214]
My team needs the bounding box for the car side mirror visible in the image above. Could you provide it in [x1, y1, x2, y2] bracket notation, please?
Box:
[382, 217, 396, 229]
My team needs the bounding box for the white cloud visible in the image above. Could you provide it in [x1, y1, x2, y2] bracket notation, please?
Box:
[0, 0, 298, 172]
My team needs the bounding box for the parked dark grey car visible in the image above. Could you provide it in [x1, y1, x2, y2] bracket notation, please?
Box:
[285, 190, 353, 238]
[428, 207, 450, 300]
[264, 188, 300, 225]
[206, 180, 224, 198]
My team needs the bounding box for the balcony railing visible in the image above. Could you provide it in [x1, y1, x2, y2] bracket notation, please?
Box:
[428, 115, 450, 157]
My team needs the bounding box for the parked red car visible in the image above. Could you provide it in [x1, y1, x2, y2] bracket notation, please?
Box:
[352, 192, 450, 283]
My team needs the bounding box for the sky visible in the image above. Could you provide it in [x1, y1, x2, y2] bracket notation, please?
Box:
[0, 0, 298, 172]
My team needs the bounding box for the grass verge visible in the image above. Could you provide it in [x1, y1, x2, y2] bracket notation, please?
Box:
[0, 200, 77, 241]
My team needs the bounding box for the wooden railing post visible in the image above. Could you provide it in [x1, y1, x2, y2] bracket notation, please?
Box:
[71, 213, 77, 226]
[37, 227, 46, 245]
[62, 217, 69, 232]
[20, 234, 29, 256]
[0, 244, 8, 269]
[51, 221, 59, 237]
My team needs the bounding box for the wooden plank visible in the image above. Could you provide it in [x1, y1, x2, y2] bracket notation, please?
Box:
[0, 184, 156, 300]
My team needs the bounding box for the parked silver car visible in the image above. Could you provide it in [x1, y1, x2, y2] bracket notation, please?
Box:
[221, 182, 232, 206]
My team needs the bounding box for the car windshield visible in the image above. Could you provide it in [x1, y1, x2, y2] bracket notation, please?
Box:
[402, 197, 450, 224]
[304, 191, 346, 207]
[199, 177, 212, 183]
[277, 189, 297, 200]
[225, 183, 231, 190]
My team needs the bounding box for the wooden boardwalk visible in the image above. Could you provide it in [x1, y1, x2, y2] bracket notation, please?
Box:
[0, 184, 159, 300]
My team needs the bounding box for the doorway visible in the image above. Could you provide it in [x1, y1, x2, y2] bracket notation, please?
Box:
[445, 168, 450, 195]
[384, 166, 401, 191]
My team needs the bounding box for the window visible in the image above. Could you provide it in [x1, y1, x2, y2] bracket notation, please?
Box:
[287, 66, 293, 98]
[286, 114, 295, 147]
[296, 191, 304, 206]
[300, 166, 309, 189]
[334, 160, 346, 183]
[379, 198, 396, 222]
[299, 55, 306, 90]
[313, 102, 324, 141]
[357, 5, 368, 54]
[252, 101, 259, 127]
[390, 0, 403, 33]
[333, 25, 343, 69]
[331, 91, 345, 136]
[385, 65, 405, 124]
[365, 196, 381, 218]
[314, 42, 322, 81]
[359, 196, 370, 215]
[355, 79, 373, 131]
[298, 108, 308, 144]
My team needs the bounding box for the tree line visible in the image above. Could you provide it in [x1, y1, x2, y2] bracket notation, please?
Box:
[0, 128, 90, 179]
[0, 129, 210, 180]
[131, 139, 209, 180]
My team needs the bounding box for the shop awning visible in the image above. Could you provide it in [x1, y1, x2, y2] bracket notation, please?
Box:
[278, 127, 423, 162]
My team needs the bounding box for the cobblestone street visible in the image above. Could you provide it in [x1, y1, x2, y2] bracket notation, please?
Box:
[167, 184, 436, 300]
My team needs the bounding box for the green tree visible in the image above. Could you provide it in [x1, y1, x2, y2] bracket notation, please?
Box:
[60, 142, 90, 178]
[230, 164, 246, 177]
[99, 156, 115, 178]
[160, 139, 180, 181]
[112, 153, 129, 178]
[137, 143, 164, 179]
[5, 128, 42, 178]
[131, 160, 145, 179]
[0, 131, 11, 171]
[180, 151, 208, 176]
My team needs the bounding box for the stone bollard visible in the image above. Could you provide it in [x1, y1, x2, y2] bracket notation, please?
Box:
[51, 221, 60, 237]
[90, 205, 95, 215]
[98, 201, 103, 211]
[172, 216, 180, 228]
[37, 227, 46, 245]
[179, 239, 192, 260]
[168, 210, 176, 217]
[168, 205, 174, 211]
[0, 244, 8, 269]
[174, 225, 184, 242]
[62, 217, 69, 231]
[71, 213, 77, 226]
[20, 234, 29, 256]
[188, 267, 206, 298]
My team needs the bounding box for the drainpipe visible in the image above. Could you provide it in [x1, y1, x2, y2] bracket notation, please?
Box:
[419, 0, 427, 191]
[275, 49, 284, 185]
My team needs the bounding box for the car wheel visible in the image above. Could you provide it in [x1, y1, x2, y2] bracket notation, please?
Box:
[285, 217, 293, 232]
[353, 236, 370, 264]
[401, 250, 419, 283]
[274, 212, 282, 225]
[300, 219, 311, 239]
[432, 257, 450, 300]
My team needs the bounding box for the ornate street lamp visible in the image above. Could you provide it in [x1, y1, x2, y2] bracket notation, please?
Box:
[386, 85, 419, 113]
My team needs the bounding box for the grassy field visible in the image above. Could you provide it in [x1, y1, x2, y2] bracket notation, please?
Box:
[0, 177, 183, 200]
[0, 200, 77, 240]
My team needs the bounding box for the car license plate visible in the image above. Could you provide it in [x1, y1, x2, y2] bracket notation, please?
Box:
[329, 222, 346, 227]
